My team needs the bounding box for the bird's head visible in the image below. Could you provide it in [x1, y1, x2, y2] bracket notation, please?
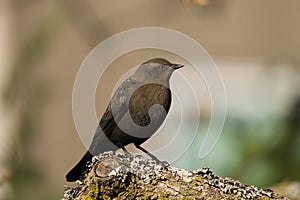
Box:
[134, 58, 184, 83]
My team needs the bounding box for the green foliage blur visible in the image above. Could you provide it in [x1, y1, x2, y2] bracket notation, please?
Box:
[175, 98, 300, 187]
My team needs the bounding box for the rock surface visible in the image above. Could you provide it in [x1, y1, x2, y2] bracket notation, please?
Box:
[63, 152, 288, 200]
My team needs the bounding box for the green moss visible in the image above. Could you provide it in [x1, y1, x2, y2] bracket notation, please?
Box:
[83, 196, 96, 200]
[151, 179, 158, 185]
[144, 192, 153, 199]
[193, 176, 204, 185]
[159, 191, 169, 199]
[262, 197, 271, 200]
[83, 182, 99, 200]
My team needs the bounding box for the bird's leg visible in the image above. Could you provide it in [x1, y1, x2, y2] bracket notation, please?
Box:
[134, 144, 161, 162]
[115, 142, 130, 155]
[135, 145, 169, 168]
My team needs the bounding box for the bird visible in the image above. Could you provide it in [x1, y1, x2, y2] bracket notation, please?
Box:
[66, 58, 183, 182]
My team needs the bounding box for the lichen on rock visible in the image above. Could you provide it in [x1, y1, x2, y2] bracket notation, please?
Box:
[63, 152, 288, 200]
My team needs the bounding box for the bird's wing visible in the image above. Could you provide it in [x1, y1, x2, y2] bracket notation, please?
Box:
[100, 77, 140, 130]
[89, 77, 139, 154]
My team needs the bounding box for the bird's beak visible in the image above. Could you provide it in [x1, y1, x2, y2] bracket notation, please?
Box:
[171, 63, 184, 70]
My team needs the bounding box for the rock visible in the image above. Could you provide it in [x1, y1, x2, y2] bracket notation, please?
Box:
[63, 152, 289, 200]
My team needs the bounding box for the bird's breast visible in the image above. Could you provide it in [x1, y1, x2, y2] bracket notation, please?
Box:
[128, 83, 171, 127]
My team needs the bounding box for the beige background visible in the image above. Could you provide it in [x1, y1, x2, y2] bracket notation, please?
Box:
[0, 0, 299, 199]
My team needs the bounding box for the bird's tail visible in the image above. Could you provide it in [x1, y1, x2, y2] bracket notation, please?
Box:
[65, 151, 93, 182]
[66, 126, 120, 182]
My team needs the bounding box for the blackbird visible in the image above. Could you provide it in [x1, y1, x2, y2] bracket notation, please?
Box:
[66, 58, 183, 182]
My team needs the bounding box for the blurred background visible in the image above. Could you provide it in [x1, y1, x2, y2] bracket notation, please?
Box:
[0, 0, 300, 199]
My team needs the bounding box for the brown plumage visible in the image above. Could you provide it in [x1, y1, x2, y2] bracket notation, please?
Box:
[66, 58, 183, 182]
